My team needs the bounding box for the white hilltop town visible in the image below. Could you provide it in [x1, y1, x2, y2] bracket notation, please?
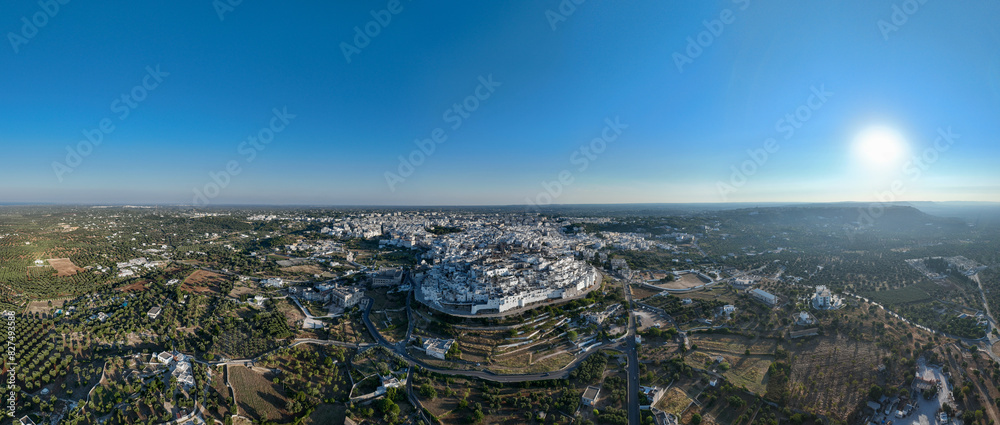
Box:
[418, 253, 599, 315]
[308, 211, 607, 316]
[408, 216, 602, 315]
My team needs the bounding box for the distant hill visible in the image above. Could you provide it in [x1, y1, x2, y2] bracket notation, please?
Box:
[716, 203, 968, 235]
[905, 201, 1000, 227]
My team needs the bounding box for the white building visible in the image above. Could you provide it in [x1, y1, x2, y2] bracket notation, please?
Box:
[170, 355, 195, 388]
[812, 285, 833, 310]
[156, 351, 174, 365]
[331, 286, 364, 308]
[372, 269, 404, 287]
[261, 278, 284, 288]
[422, 338, 455, 360]
[147, 306, 162, 319]
[795, 311, 816, 326]
[582, 386, 601, 406]
[731, 276, 754, 288]
[750, 289, 777, 307]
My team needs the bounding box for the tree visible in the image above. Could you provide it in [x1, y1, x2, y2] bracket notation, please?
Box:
[727, 396, 746, 408]
[568, 330, 578, 341]
[691, 413, 702, 424]
[419, 383, 437, 400]
[378, 397, 400, 420]
[869, 384, 884, 401]
[446, 342, 462, 360]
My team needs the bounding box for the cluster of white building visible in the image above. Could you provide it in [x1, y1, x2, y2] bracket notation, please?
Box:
[116, 257, 165, 277]
[153, 351, 195, 389]
[419, 253, 598, 315]
[261, 277, 284, 288]
[287, 281, 365, 309]
[286, 212, 607, 316]
[285, 239, 345, 256]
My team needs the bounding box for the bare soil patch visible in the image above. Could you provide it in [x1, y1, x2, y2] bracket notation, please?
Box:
[658, 272, 710, 290]
[46, 258, 83, 277]
[630, 284, 662, 300]
[182, 270, 228, 294]
[117, 280, 149, 293]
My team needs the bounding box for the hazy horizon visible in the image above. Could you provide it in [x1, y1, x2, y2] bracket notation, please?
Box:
[3, 200, 999, 208]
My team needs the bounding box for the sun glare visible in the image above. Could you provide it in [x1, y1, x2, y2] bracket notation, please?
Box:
[853, 126, 907, 166]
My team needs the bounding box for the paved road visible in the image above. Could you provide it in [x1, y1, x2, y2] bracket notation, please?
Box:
[621, 279, 641, 425]
[291, 338, 372, 350]
[971, 273, 1000, 362]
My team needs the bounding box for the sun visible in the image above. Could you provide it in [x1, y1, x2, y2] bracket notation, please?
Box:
[853, 125, 908, 166]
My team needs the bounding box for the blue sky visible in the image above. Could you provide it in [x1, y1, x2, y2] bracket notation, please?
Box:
[1, 0, 998, 205]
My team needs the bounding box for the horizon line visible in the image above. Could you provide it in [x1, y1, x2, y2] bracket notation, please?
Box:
[3, 200, 1000, 208]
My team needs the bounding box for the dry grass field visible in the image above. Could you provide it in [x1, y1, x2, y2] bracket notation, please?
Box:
[229, 366, 291, 423]
[25, 297, 72, 314]
[274, 298, 306, 328]
[303, 404, 345, 425]
[785, 335, 887, 419]
[282, 264, 326, 275]
[656, 387, 694, 414]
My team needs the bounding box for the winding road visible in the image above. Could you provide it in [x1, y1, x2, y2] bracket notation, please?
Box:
[971, 273, 1000, 362]
[360, 294, 614, 383]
